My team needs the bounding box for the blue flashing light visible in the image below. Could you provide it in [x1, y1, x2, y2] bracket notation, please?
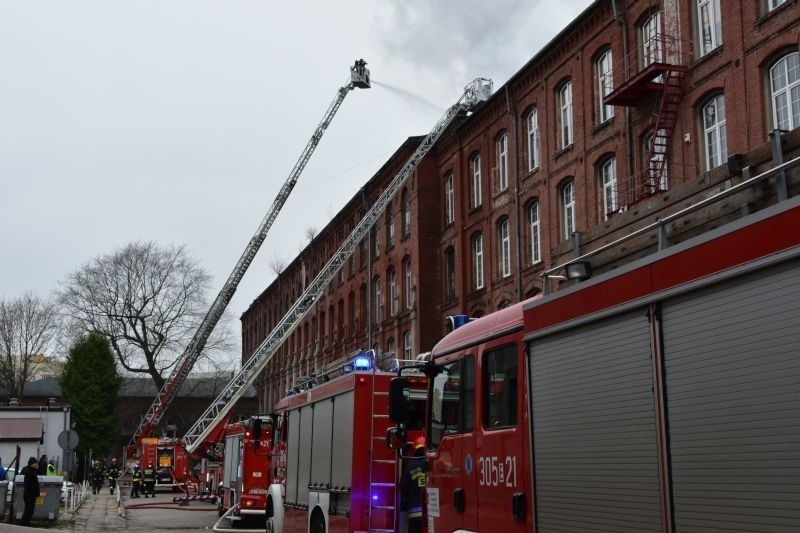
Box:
[372, 493, 379, 502]
[354, 356, 372, 370]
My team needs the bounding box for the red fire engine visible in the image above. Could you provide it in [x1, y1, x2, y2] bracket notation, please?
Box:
[140, 437, 190, 491]
[390, 169, 800, 531]
[217, 415, 274, 523]
[262, 351, 426, 533]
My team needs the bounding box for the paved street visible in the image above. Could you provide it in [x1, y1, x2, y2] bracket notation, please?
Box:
[1, 486, 221, 532]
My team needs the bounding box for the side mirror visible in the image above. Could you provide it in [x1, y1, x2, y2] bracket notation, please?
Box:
[388, 377, 411, 423]
[385, 427, 407, 450]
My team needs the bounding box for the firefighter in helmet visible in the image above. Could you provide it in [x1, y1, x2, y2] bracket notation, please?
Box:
[89, 459, 104, 495]
[400, 436, 426, 533]
[106, 457, 121, 495]
[142, 463, 156, 498]
[131, 463, 142, 498]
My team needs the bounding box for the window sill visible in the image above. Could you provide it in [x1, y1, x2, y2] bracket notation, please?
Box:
[554, 144, 574, 160]
[591, 117, 614, 135]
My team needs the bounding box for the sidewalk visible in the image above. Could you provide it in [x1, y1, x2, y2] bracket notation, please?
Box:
[0, 491, 124, 533]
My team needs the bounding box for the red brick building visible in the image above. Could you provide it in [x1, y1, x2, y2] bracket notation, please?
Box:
[244, 0, 800, 411]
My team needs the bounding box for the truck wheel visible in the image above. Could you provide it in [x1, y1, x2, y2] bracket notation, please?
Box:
[266, 515, 275, 533]
[309, 509, 326, 533]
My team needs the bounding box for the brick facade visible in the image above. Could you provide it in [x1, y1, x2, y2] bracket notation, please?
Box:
[243, 0, 800, 411]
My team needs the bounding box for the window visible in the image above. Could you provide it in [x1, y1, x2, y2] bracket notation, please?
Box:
[470, 153, 482, 207]
[348, 292, 355, 334]
[596, 49, 614, 123]
[359, 238, 367, 268]
[386, 203, 395, 248]
[528, 201, 541, 265]
[600, 157, 618, 216]
[403, 330, 412, 360]
[370, 223, 380, 258]
[498, 218, 511, 278]
[360, 284, 368, 330]
[769, 0, 787, 12]
[372, 276, 382, 323]
[401, 188, 411, 236]
[697, 0, 722, 56]
[558, 81, 573, 148]
[770, 52, 800, 132]
[429, 357, 475, 450]
[388, 268, 398, 316]
[641, 11, 663, 68]
[527, 108, 540, 170]
[404, 257, 413, 309]
[444, 172, 455, 225]
[702, 94, 727, 170]
[561, 180, 576, 240]
[644, 131, 669, 191]
[496, 133, 508, 191]
[473, 233, 484, 290]
[483, 345, 517, 429]
[444, 246, 456, 301]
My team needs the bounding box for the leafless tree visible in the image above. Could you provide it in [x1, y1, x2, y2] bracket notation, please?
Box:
[268, 254, 287, 277]
[58, 241, 235, 391]
[0, 293, 61, 398]
[305, 225, 318, 242]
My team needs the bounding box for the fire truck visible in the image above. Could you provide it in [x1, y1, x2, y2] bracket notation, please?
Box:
[266, 351, 427, 533]
[388, 160, 800, 532]
[140, 437, 190, 490]
[124, 61, 371, 470]
[216, 415, 274, 522]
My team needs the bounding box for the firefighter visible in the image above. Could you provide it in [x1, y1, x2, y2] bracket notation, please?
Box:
[106, 457, 121, 495]
[131, 464, 142, 498]
[90, 459, 105, 495]
[401, 436, 426, 533]
[142, 463, 156, 498]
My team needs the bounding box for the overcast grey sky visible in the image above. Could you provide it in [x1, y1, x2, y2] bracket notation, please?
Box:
[0, 0, 592, 361]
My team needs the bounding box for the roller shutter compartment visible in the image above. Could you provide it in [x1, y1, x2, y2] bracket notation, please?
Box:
[662, 258, 800, 532]
[297, 405, 314, 505]
[310, 399, 333, 487]
[286, 409, 301, 503]
[331, 391, 355, 489]
[529, 309, 663, 533]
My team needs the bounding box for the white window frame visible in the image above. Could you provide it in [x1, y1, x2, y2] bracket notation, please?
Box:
[497, 133, 508, 191]
[601, 157, 618, 216]
[645, 131, 670, 191]
[559, 81, 573, 148]
[697, 0, 722, 56]
[389, 269, 398, 316]
[561, 181, 576, 240]
[473, 233, 484, 290]
[529, 202, 541, 265]
[403, 330, 412, 360]
[404, 258, 413, 309]
[597, 49, 614, 123]
[471, 153, 482, 207]
[527, 108, 540, 171]
[769, 0, 787, 11]
[770, 52, 800, 132]
[499, 219, 511, 278]
[641, 11, 663, 67]
[373, 276, 382, 323]
[444, 172, 454, 225]
[702, 94, 727, 170]
[386, 203, 394, 247]
[402, 188, 411, 236]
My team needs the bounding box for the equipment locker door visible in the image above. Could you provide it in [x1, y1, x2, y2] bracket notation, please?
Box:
[529, 310, 663, 532]
[661, 258, 800, 532]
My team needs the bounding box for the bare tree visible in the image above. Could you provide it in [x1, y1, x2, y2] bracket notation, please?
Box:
[268, 254, 287, 277]
[0, 293, 61, 398]
[305, 225, 318, 242]
[58, 241, 234, 391]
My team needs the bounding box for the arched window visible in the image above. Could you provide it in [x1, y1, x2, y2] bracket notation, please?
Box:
[401, 188, 411, 236]
[403, 330, 413, 360]
[472, 233, 484, 290]
[498, 218, 511, 278]
[600, 156, 618, 216]
[372, 276, 382, 323]
[770, 52, 800, 132]
[596, 49, 614, 123]
[528, 201, 541, 265]
[701, 93, 727, 170]
[388, 267, 398, 316]
[560, 180, 576, 240]
[558, 81, 574, 148]
[640, 10, 663, 68]
[444, 172, 455, 225]
[470, 153, 482, 207]
[496, 133, 508, 191]
[404, 257, 413, 309]
[444, 246, 456, 301]
[526, 108, 540, 170]
[385, 202, 395, 248]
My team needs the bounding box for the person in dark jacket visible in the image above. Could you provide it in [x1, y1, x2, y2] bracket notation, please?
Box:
[400, 437, 426, 533]
[89, 459, 104, 495]
[20, 457, 40, 526]
[142, 463, 156, 498]
[106, 457, 121, 495]
[131, 464, 142, 498]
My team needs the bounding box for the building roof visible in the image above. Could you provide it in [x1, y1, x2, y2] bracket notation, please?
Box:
[0, 418, 43, 441]
[119, 376, 256, 398]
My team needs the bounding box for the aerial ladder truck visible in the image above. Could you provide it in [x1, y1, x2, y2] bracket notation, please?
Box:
[181, 76, 493, 532]
[125, 61, 371, 489]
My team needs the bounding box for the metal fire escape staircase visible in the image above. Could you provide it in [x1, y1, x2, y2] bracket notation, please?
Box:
[604, 33, 688, 205]
[182, 77, 493, 456]
[126, 62, 371, 456]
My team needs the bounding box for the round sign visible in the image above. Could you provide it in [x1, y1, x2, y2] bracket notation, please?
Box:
[58, 429, 80, 449]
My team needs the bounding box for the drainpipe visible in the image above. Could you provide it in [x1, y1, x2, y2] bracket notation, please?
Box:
[506, 85, 523, 302]
[613, 0, 635, 182]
